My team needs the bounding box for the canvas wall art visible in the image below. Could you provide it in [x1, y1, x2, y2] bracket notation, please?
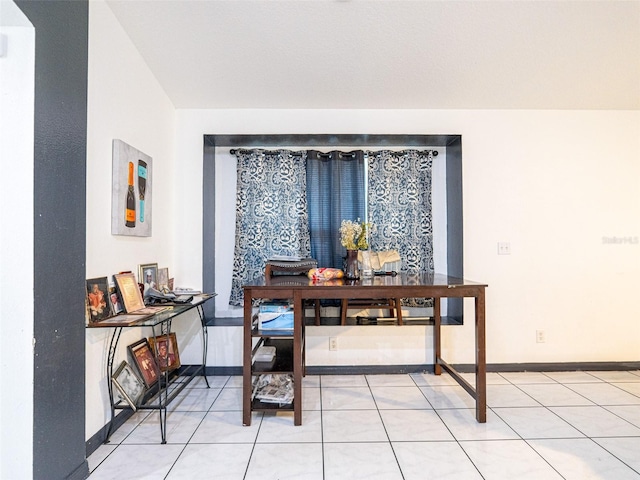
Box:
[111, 139, 152, 237]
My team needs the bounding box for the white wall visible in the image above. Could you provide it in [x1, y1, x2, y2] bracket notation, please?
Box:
[0, 2, 34, 476]
[85, 0, 178, 441]
[175, 109, 640, 367]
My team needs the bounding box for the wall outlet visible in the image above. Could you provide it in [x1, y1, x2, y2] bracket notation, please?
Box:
[536, 330, 546, 343]
[497, 242, 511, 255]
[329, 337, 338, 351]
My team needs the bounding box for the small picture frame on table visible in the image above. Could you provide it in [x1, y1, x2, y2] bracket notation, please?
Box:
[108, 285, 123, 316]
[139, 263, 158, 296]
[157, 267, 169, 293]
[127, 338, 161, 389]
[114, 272, 146, 313]
[111, 360, 145, 410]
[148, 333, 181, 372]
[86, 277, 111, 323]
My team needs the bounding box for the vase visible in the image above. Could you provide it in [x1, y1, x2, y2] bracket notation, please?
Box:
[344, 249, 360, 280]
[360, 249, 373, 277]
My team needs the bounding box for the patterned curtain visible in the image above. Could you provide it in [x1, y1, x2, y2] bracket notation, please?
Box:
[367, 150, 434, 307]
[229, 149, 311, 306]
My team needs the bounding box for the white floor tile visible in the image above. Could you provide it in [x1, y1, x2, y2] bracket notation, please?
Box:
[245, 442, 324, 480]
[437, 408, 520, 441]
[419, 385, 477, 409]
[105, 410, 151, 444]
[302, 374, 321, 387]
[370, 385, 432, 409]
[321, 374, 368, 387]
[366, 373, 416, 387]
[612, 382, 640, 397]
[492, 407, 585, 439]
[324, 442, 403, 480]
[87, 444, 116, 473]
[89, 444, 184, 480]
[209, 387, 243, 411]
[190, 411, 262, 443]
[517, 383, 595, 407]
[459, 371, 512, 386]
[185, 375, 230, 389]
[529, 438, 640, 479]
[411, 371, 461, 387]
[379, 409, 454, 441]
[604, 405, 640, 429]
[461, 439, 564, 479]
[123, 411, 206, 444]
[565, 383, 640, 406]
[323, 409, 388, 442]
[487, 384, 542, 408]
[587, 371, 640, 383]
[257, 410, 322, 443]
[393, 441, 483, 480]
[544, 371, 603, 383]
[499, 371, 558, 384]
[166, 443, 253, 479]
[593, 436, 640, 473]
[321, 386, 377, 410]
[167, 387, 222, 412]
[302, 386, 321, 410]
[224, 375, 244, 388]
[550, 406, 640, 437]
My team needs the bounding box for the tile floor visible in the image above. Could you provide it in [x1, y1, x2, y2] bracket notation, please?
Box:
[88, 370, 640, 479]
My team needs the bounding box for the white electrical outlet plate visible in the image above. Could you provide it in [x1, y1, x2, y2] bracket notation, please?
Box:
[497, 242, 511, 255]
[329, 337, 338, 351]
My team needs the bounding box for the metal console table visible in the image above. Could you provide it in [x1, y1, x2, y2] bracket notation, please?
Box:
[88, 295, 213, 444]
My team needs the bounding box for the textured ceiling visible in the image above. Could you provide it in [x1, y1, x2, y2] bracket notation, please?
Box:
[106, 0, 640, 110]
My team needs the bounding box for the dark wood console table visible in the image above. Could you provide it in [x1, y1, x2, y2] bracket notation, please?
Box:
[243, 272, 487, 426]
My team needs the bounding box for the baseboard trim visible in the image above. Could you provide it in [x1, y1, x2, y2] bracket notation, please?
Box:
[65, 460, 90, 480]
[204, 361, 640, 377]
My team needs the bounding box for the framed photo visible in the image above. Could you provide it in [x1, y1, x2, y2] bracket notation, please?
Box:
[114, 272, 145, 313]
[148, 333, 181, 372]
[86, 277, 111, 323]
[108, 285, 123, 316]
[111, 360, 145, 410]
[111, 139, 153, 237]
[157, 267, 169, 293]
[128, 338, 161, 388]
[139, 263, 158, 297]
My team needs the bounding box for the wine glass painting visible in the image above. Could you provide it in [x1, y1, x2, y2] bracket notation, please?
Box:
[111, 139, 152, 237]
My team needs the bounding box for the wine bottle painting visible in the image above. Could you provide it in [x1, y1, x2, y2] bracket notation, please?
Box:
[111, 139, 152, 237]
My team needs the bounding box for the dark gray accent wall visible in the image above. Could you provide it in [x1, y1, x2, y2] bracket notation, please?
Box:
[15, 1, 89, 479]
[445, 137, 464, 319]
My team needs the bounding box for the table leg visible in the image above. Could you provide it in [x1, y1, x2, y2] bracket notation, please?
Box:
[476, 292, 487, 423]
[293, 291, 303, 426]
[242, 289, 253, 426]
[433, 296, 441, 375]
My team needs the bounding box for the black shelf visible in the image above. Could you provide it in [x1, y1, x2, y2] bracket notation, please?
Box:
[252, 339, 293, 373]
[251, 398, 295, 411]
